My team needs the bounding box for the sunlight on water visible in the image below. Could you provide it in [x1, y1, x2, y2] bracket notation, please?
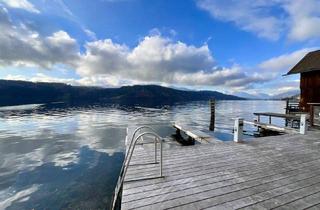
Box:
[0, 100, 286, 209]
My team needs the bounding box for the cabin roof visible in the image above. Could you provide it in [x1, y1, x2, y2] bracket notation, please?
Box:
[287, 50, 320, 75]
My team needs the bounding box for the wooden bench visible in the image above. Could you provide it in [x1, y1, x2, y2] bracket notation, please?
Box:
[173, 123, 213, 143]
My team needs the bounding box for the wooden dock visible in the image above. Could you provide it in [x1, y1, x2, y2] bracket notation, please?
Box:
[243, 120, 299, 134]
[173, 123, 214, 143]
[121, 129, 320, 210]
[253, 112, 303, 120]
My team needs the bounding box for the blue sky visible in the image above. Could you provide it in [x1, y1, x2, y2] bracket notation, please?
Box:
[0, 0, 320, 97]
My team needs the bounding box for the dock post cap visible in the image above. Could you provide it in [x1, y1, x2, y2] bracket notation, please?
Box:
[300, 114, 307, 135]
[234, 118, 244, 143]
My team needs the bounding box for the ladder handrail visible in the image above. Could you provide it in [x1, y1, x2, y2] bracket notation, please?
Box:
[122, 125, 157, 170]
[128, 126, 157, 151]
[121, 132, 162, 184]
[111, 130, 163, 210]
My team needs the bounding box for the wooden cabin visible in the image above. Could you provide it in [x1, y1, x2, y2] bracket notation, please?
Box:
[286, 50, 320, 112]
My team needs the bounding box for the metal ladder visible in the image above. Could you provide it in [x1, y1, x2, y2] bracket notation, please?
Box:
[111, 126, 164, 210]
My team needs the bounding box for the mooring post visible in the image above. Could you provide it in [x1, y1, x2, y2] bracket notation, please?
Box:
[269, 116, 272, 124]
[285, 100, 289, 126]
[286, 99, 289, 114]
[300, 114, 307, 134]
[154, 136, 157, 163]
[209, 99, 215, 131]
[159, 137, 163, 177]
[234, 118, 243, 142]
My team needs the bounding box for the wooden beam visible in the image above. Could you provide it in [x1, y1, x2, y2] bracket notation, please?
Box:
[243, 120, 299, 134]
[173, 123, 213, 142]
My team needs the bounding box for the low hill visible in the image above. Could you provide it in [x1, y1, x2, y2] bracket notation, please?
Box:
[0, 80, 244, 107]
[281, 93, 300, 101]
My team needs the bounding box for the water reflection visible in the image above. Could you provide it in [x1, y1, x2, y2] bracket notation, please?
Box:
[3, 147, 123, 209]
[0, 100, 286, 209]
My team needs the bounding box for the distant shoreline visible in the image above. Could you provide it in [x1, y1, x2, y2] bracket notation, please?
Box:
[0, 79, 244, 107]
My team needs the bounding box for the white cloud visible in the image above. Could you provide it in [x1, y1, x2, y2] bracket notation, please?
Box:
[197, 0, 320, 41]
[197, 0, 284, 40]
[0, 0, 40, 13]
[0, 4, 310, 93]
[77, 75, 126, 87]
[0, 7, 276, 91]
[83, 29, 97, 40]
[77, 35, 215, 81]
[0, 8, 79, 69]
[1, 29, 269, 89]
[0, 29, 79, 69]
[75, 35, 268, 88]
[233, 78, 300, 98]
[262, 84, 300, 98]
[77, 39, 130, 76]
[4, 73, 78, 85]
[4, 73, 126, 87]
[127, 36, 214, 74]
[259, 47, 317, 73]
[171, 66, 270, 88]
[284, 0, 320, 41]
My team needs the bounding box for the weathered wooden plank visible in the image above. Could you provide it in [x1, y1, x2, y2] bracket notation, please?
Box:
[126, 141, 319, 170]
[204, 176, 320, 209]
[306, 203, 320, 210]
[128, 137, 317, 162]
[126, 141, 319, 176]
[124, 150, 320, 190]
[125, 145, 320, 182]
[122, 166, 320, 209]
[125, 158, 320, 198]
[128, 134, 318, 159]
[274, 191, 320, 210]
[124, 144, 318, 183]
[253, 112, 303, 120]
[122, 161, 320, 204]
[243, 184, 320, 210]
[124, 158, 320, 197]
[125, 166, 320, 209]
[124, 157, 320, 195]
[121, 130, 320, 210]
[125, 154, 320, 190]
[244, 120, 299, 134]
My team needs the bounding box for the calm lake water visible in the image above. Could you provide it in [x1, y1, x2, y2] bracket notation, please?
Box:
[0, 100, 286, 209]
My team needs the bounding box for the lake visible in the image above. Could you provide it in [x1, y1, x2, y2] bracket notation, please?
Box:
[0, 100, 286, 209]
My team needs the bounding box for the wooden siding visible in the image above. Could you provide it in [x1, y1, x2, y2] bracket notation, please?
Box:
[300, 71, 320, 111]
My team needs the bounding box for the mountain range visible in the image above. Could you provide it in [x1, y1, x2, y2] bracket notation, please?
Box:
[0, 80, 244, 107]
[235, 90, 300, 100]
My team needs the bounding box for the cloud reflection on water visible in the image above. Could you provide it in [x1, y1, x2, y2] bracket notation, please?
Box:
[0, 101, 286, 209]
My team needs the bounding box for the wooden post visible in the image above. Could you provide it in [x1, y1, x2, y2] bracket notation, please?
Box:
[209, 99, 215, 131]
[300, 114, 307, 134]
[310, 104, 314, 126]
[154, 136, 157, 163]
[269, 116, 272, 124]
[234, 118, 243, 143]
[285, 100, 289, 126]
[159, 137, 163, 177]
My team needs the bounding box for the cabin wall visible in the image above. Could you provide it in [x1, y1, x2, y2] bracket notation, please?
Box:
[300, 71, 320, 111]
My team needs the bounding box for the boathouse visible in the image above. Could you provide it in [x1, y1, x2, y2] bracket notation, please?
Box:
[286, 50, 320, 111]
